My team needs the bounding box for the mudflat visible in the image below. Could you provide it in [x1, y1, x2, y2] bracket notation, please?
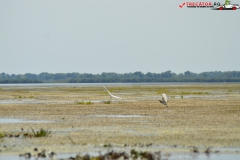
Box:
[0, 83, 240, 157]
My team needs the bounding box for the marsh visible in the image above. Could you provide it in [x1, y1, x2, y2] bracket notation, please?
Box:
[0, 83, 240, 158]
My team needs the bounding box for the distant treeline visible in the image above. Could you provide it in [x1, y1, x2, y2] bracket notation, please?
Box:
[1, 71, 240, 83]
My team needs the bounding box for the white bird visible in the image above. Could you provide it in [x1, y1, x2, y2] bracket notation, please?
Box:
[103, 86, 122, 99]
[159, 93, 168, 109]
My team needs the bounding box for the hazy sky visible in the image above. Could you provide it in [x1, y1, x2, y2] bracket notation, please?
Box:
[1, 0, 239, 75]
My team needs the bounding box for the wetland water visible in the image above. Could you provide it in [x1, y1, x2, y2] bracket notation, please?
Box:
[1, 153, 240, 160]
[0, 82, 240, 159]
[0, 118, 49, 123]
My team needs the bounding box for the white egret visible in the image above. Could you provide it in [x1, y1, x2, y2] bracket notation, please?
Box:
[103, 86, 122, 100]
[159, 93, 168, 109]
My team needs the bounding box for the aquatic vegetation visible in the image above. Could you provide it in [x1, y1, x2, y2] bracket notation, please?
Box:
[157, 89, 170, 94]
[14, 95, 36, 99]
[19, 148, 56, 159]
[191, 146, 199, 153]
[99, 91, 108, 94]
[75, 100, 93, 105]
[0, 128, 51, 138]
[1, 84, 240, 155]
[205, 147, 212, 154]
[68, 149, 161, 160]
[0, 129, 4, 138]
[181, 91, 208, 95]
[85, 101, 93, 105]
[28, 128, 51, 137]
[103, 101, 111, 104]
[3, 133, 20, 138]
[131, 149, 139, 158]
[75, 100, 85, 105]
[103, 144, 109, 147]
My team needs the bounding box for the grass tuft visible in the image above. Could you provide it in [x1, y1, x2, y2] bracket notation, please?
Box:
[181, 92, 208, 95]
[103, 101, 111, 104]
[30, 128, 51, 137]
[75, 100, 93, 105]
[0, 129, 4, 138]
[75, 100, 85, 105]
[85, 101, 93, 105]
[157, 89, 170, 94]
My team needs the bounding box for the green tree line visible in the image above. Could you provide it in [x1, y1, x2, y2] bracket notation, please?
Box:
[1, 71, 240, 83]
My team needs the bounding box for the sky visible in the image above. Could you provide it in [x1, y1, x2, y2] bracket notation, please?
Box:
[0, 0, 240, 75]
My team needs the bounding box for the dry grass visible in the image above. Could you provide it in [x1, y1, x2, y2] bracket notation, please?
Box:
[0, 83, 240, 154]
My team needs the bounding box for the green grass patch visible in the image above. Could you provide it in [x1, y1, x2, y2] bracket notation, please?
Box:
[157, 89, 170, 94]
[99, 91, 108, 95]
[180, 92, 208, 95]
[0, 129, 4, 138]
[103, 101, 111, 104]
[30, 128, 51, 137]
[85, 101, 93, 105]
[20, 128, 51, 138]
[75, 100, 85, 105]
[15, 95, 36, 99]
[75, 100, 93, 105]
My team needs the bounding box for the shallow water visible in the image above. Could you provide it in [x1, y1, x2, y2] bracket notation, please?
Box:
[0, 99, 72, 104]
[0, 99, 135, 104]
[0, 99, 42, 104]
[1, 153, 240, 160]
[167, 153, 240, 160]
[0, 118, 49, 123]
[0, 156, 51, 160]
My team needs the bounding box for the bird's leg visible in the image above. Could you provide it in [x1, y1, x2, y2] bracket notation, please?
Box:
[166, 104, 168, 112]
